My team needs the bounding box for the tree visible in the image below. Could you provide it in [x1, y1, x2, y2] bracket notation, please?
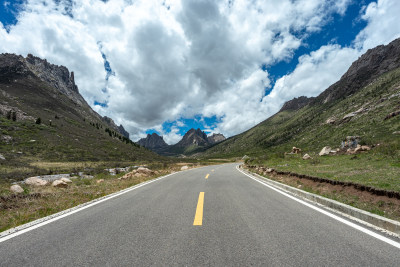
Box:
[36, 117, 41, 124]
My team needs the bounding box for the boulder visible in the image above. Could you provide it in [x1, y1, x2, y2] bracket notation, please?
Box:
[291, 147, 301, 154]
[60, 178, 72, 183]
[137, 167, 154, 175]
[0, 153, 5, 160]
[266, 168, 274, 173]
[319, 146, 332, 156]
[326, 118, 336, 124]
[52, 180, 68, 188]
[302, 153, 312, 160]
[25, 177, 48, 186]
[181, 166, 189, 171]
[10, 184, 24, 193]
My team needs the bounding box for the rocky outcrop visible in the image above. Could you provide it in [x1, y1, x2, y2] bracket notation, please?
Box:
[137, 133, 168, 149]
[176, 128, 209, 147]
[316, 37, 400, 104]
[279, 96, 315, 112]
[208, 133, 226, 144]
[118, 124, 129, 138]
[102, 116, 130, 138]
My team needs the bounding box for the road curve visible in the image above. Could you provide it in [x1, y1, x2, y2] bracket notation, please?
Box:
[1, 163, 399, 266]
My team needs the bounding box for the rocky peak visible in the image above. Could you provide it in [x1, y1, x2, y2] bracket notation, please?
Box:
[279, 96, 315, 112]
[176, 128, 209, 147]
[208, 133, 226, 144]
[316, 37, 400, 104]
[102, 116, 130, 138]
[137, 133, 168, 149]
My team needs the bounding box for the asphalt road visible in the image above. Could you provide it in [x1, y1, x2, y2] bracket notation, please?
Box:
[1, 163, 399, 266]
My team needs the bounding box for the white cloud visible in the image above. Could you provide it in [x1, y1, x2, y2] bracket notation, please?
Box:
[3, 0, 398, 143]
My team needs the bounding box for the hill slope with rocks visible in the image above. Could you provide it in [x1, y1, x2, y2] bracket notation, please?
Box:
[0, 53, 161, 180]
[202, 38, 400, 158]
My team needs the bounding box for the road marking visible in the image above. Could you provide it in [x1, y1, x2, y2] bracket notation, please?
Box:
[205, 174, 209, 179]
[193, 192, 205, 226]
[0, 171, 180, 243]
[236, 165, 400, 249]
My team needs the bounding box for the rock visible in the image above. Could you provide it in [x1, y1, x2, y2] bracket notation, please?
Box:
[326, 118, 336, 124]
[60, 178, 72, 183]
[342, 112, 356, 121]
[0, 153, 5, 160]
[181, 166, 189, 171]
[361, 145, 371, 151]
[319, 146, 332, 156]
[302, 154, 312, 160]
[134, 173, 145, 177]
[137, 167, 154, 175]
[242, 155, 250, 160]
[1, 135, 13, 143]
[52, 180, 68, 188]
[392, 131, 400, 135]
[10, 184, 24, 193]
[291, 147, 301, 154]
[96, 179, 104, 184]
[25, 177, 48, 186]
[266, 168, 274, 173]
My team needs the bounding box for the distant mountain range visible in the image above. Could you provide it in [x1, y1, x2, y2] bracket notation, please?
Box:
[137, 129, 226, 156]
[202, 37, 400, 158]
[0, 53, 159, 173]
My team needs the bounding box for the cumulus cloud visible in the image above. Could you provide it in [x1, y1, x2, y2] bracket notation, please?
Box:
[1, 0, 399, 143]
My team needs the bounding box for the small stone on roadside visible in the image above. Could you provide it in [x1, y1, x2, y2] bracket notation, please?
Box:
[25, 177, 48, 186]
[52, 180, 68, 188]
[10, 184, 24, 193]
[181, 166, 189, 171]
[60, 178, 72, 183]
[302, 153, 312, 160]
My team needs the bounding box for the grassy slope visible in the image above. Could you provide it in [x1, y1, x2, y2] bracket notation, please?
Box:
[0, 75, 164, 181]
[204, 68, 400, 159]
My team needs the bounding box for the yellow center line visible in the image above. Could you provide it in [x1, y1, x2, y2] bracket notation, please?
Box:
[193, 192, 204, 226]
[205, 174, 209, 179]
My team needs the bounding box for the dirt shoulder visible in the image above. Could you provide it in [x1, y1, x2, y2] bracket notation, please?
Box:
[244, 164, 400, 222]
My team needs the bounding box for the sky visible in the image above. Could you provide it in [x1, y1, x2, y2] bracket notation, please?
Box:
[1, 0, 400, 144]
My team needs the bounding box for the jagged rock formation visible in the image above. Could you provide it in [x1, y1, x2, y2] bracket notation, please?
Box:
[102, 116, 129, 138]
[316, 38, 400, 104]
[208, 133, 226, 144]
[0, 53, 157, 166]
[118, 125, 130, 139]
[175, 128, 209, 147]
[137, 133, 168, 149]
[279, 96, 315, 112]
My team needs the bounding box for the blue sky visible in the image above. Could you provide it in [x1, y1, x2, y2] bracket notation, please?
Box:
[1, 0, 399, 143]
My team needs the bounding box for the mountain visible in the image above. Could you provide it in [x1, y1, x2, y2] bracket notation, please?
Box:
[140, 129, 226, 156]
[0, 53, 161, 179]
[201, 38, 400, 158]
[279, 96, 315, 112]
[137, 133, 168, 151]
[208, 133, 226, 144]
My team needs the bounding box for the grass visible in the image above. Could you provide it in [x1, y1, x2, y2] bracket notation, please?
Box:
[247, 152, 400, 192]
[0, 162, 196, 233]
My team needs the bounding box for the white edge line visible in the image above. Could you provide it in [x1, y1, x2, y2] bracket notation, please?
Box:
[0, 171, 179, 243]
[236, 165, 400, 249]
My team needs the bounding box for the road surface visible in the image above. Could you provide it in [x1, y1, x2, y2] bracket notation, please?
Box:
[1, 163, 399, 266]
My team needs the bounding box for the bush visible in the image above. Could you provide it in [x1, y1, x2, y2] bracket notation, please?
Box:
[36, 117, 41, 124]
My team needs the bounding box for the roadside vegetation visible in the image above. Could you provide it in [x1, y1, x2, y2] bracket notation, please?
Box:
[0, 161, 219, 233]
